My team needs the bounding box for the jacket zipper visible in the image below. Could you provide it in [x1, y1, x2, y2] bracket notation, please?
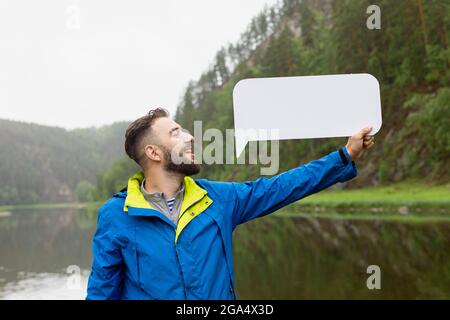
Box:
[172, 198, 206, 299]
[174, 227, 187, 299]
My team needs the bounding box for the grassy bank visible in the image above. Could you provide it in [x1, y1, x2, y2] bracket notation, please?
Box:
[0, 202, 101, 212]
[285, 181, 450, 216]
[1, 181, 448, 216]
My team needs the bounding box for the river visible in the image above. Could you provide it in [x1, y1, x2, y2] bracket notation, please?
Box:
[0, 206, 449, 299]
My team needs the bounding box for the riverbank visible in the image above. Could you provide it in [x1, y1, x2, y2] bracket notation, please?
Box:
[1, 181, 448, 216]
[0, 202, 100, 212]
[281, 181, 450, 219]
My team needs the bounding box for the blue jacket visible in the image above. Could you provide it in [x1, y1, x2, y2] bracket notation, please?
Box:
[86, 147, 357, 299]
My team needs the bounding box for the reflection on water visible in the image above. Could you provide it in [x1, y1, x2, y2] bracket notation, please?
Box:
[234, 215, 450, 299]
[0, 271, 89, 300]
[0, 206, 449, 299]
[0, 206, 97, 300]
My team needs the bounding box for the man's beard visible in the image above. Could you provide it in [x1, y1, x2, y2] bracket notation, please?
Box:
[160, 145, 201, 176]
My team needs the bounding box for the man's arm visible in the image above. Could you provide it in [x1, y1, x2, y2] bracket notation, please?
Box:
[230, 127, 375, 229]
[86, 205, 124, 300]
[230, 146, 356, 228]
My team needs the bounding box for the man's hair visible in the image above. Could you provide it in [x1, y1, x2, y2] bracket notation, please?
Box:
[124, 108, 169, 167]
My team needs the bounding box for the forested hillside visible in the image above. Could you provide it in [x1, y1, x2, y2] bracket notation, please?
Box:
[174, 0, 449, 185]
[2, 0, 448, 205]
[95, 0, 449, 199]
[0, 119, 129, 205]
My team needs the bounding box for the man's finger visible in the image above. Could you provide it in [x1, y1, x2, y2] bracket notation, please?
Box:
[364, 141, 375, 149]
[356, 126, 373, 139]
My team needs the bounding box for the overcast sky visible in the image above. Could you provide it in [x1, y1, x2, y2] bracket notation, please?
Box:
[0, 0, 278, 129]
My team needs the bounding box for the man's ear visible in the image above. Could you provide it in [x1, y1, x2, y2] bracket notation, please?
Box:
[144, 145, 162, 162]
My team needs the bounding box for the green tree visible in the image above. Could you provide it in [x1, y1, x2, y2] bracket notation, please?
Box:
[76, 181, 97, 202]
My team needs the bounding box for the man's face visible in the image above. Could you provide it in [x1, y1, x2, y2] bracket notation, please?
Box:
[150, 117, 200, 175]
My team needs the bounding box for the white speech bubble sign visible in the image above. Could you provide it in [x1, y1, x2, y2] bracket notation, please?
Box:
[232, 73, 382, 157]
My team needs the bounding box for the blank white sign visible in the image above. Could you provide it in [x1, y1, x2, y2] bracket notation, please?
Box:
[232, 73, 382, 157]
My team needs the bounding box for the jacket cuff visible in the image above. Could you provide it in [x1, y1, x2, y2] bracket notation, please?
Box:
[339, 147, 352, 165]
[335, 147, 358, 182]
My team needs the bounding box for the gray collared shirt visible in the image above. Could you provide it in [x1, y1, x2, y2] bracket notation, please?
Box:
[140, 178, 185, 225]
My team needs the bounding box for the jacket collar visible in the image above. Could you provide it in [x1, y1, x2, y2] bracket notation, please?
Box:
[121, 171, 213, 243]
[123, 171, 208, 216]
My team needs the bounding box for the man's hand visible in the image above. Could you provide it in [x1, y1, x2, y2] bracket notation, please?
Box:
[345, 127, 375, 161]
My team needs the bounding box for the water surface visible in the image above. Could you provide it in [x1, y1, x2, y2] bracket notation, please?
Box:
[1, 206, 449, 299]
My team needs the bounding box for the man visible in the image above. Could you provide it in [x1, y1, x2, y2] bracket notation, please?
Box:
[86, 108, 375, 300]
